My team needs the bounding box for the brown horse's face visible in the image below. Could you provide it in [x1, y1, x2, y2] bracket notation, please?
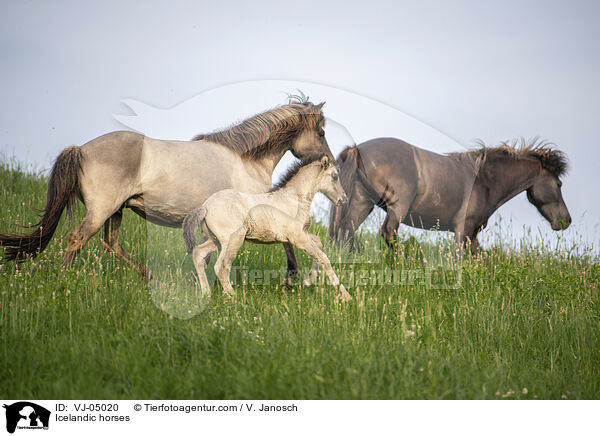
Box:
[527, 170, 571, 230]
[290, 113, 335, 162]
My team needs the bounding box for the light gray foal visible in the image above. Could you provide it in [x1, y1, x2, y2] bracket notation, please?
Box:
[183, 153, 352, 302]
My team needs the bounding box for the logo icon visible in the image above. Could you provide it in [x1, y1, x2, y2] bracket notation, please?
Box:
[3, 402, 50, 434]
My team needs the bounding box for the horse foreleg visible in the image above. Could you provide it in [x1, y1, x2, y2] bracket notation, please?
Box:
[381, 201, 413, 250]
[337, 190, 374, 248]
[381, 210, 400, 248]
[101, 210, 151, 280]
[294, 234, 351, 302]
[453, 221, 482, 257]
[464, 227, 482, 256]
[468, 236, 481, 255]
[303, 234, 322, 287]
[283, 242, 299, 282]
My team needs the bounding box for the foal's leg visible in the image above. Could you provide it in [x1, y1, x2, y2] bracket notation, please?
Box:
[191, 238, 217, 297]
[303, 234, 323, 287]
[293, 233, 352, 302]
[101, 209, 151, 280]
[214, 228, 246, 298]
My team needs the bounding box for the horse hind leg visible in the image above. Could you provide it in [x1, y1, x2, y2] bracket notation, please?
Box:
[63, 211, 106, 268]
[190, 238, 217, 297]
[213, 228, 246, 298]
[101, 209, 151, 280]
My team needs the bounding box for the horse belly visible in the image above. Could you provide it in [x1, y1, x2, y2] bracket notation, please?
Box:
[402, 212, 452, 231]
[125, 195, 195, 227]
[132, 139, 265, 226]
[244, 205, 290, 243]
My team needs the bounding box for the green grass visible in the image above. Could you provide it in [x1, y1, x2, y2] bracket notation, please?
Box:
[0, 161, 598, 399]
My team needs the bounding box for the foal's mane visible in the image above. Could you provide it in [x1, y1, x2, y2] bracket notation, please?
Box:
[450, 137, 569, 178]
[269, 153, 326, 192]
[192, 94, 324, 160]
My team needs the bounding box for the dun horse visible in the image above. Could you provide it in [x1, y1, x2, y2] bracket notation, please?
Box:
[183, 153, 352, 302]
[0, 96, 334, 278]
[330, 137, 571, 253]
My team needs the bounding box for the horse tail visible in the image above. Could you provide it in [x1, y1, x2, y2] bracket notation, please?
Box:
[182, 207, 206, 254]
[0, 146, 83, 261]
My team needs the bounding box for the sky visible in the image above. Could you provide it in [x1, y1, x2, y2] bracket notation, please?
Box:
[1, 0, 599, 251]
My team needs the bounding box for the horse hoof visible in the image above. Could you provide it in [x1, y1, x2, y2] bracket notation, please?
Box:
[281, 283, 296, 293]
[338, 286, 353, 302]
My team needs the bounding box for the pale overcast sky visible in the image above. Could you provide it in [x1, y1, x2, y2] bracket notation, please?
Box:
[1, 1, 598, 250]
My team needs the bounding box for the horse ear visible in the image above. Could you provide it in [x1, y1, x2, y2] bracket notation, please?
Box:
[320, 155, 330, 168]
[317, 102, 325, 109]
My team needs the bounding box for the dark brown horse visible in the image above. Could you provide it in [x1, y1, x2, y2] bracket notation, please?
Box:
[330, 137, 571, 253]
[0, 97, 334, 278]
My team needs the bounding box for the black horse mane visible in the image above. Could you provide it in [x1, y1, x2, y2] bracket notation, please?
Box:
[451, 137, 569, 178]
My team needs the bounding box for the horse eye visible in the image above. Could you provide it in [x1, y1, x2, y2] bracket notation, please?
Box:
[557, 181, 562, 188]
[332, 173, 338, 181]
[318, 130, 325, 137]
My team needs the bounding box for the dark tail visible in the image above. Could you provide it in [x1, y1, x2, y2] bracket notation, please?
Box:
[182, 207, 206, 254]
[0, 146, 83, 261]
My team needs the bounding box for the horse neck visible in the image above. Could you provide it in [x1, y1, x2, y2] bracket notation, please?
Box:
[279, 167, 320, 219]
[248, 144, 291, 184]
[479, 157, 541, 212]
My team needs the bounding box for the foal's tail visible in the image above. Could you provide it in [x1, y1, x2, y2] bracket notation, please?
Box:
[0, 146, 83, 261]
[182, 207, 206, 254]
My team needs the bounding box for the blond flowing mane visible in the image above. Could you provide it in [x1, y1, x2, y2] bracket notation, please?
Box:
[192, 95, 324, 160]
[450, 137, 569, 178]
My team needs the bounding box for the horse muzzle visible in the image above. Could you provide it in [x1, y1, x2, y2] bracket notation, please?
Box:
[553, 215, 572, 230]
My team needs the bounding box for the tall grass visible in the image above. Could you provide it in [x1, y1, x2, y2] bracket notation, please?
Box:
[0, 161, 598, 399]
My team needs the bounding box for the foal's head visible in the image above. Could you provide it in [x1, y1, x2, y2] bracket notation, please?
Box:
[313, 155, 348, 206]
[272, 154, 347, 206]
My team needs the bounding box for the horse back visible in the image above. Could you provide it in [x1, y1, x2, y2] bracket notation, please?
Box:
[78, 131, 144, 206]
[353, 138, 420, 205]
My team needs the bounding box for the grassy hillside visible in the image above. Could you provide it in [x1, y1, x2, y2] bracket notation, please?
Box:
[0, 161, 598, 399]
